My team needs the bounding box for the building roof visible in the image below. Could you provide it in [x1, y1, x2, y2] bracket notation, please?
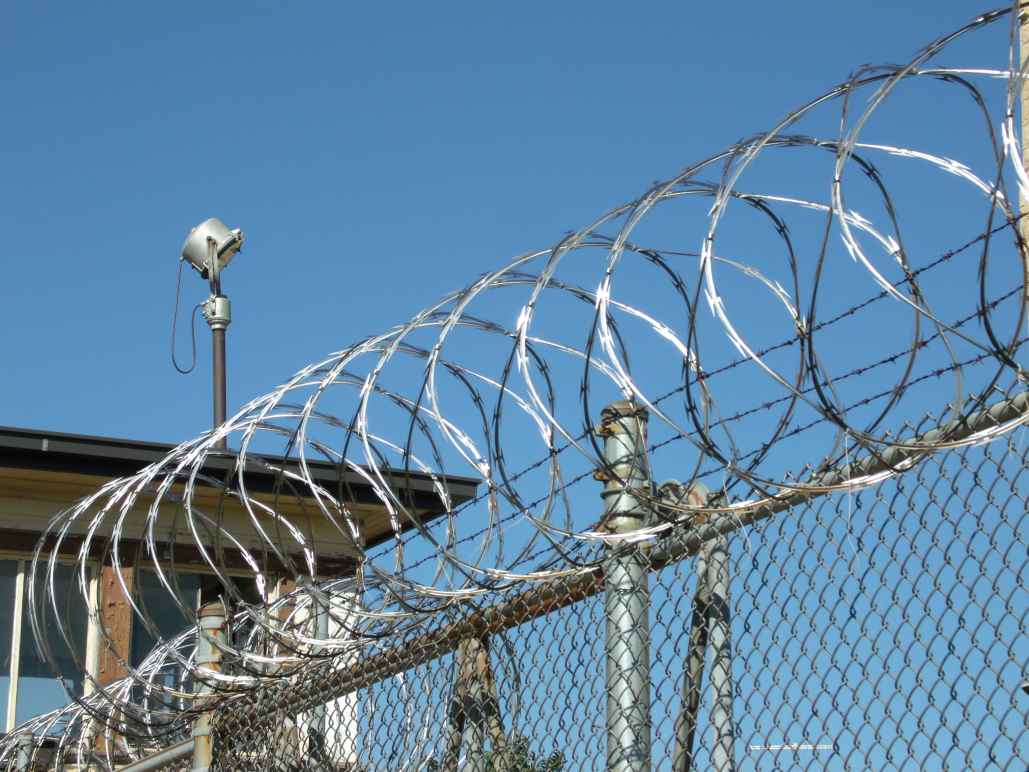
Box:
[0, 425, 480, 568]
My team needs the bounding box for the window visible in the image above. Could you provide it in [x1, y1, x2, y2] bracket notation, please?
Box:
[0, 561, 16, 730]
[130, 570, 204, 668]
[0, 558, 91, 731]
[0, 557, 266, 732]
[0, 559, 268, 732]
[129, 569, 262, 668]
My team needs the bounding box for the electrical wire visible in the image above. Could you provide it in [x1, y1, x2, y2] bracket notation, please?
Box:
[170, 259, 201, 375]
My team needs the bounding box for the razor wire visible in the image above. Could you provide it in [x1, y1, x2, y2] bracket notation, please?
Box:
[5, 427, 1025, 769]
[2, 2, 1029, 767]
[203, 430, 1027, 771]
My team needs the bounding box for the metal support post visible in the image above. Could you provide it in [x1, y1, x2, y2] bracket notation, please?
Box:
[479, 640, 510, 768]
[670, 537, 734, 771]
[672, 548, 709, 772]
[202, 237, 231, 450]
[211, 323, 227, 445]
[310, 592, 330, 762]
[597, 400, 652, 772]
[458, 639, 487, 772]
[705, 537, 734, 772]
[442, 637, 505, 772]
[441, 639, 468, 771]
[192, 602, 226, 772]
[14, 733, 32, 771]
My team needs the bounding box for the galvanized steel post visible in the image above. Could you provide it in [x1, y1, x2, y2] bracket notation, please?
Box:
[192, 602, 226, 772]
[597, 400, 652, 771]
[670, 535, 736, 769]
[671, 487, 734, 772]
[672, 547, 709, 772]
[705, 537, 734, 771]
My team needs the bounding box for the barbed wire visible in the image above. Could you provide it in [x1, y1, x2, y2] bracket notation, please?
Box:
[367, 220, 1026, 576]
[4, 3, 1029, 761]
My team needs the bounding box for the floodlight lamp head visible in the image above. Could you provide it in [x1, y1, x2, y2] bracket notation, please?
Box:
[181, 217, 244, 279]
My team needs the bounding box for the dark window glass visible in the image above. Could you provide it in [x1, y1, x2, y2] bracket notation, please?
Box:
[15, 563, 88, 725]
[0, 560, 18, 728]
[130, 570, 204, 667]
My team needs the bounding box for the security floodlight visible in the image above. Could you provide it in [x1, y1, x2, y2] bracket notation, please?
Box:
[180, 217, 244, 280]
[178, 216, 245, 450]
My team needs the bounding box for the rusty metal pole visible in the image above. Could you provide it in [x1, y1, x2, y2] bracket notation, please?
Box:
[192, 602, 226, 772]
[458, 638, 488, 772]
[441, 637, 497, 772]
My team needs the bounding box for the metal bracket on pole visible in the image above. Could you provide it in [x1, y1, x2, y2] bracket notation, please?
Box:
[597, 400, 652, 772]
[201, 296, 231, 331]
[192, 602, 226, 772]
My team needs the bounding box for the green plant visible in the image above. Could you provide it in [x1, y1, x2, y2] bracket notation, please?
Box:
[425, 733, 565, 771]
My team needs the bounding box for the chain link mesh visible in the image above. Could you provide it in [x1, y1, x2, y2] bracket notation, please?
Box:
[191, 430, 1029, 770]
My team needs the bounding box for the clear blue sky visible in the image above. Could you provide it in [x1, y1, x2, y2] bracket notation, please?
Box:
[1, 4, 1025, 766]
[0, 1, 1006, 443]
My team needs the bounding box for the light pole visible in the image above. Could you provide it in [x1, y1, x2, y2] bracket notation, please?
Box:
[180, 217, 244, 450]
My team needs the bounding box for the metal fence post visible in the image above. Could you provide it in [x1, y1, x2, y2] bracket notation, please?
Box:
[311, 592, 330, 761]
[13, 733, 32, 771]
[192, 602, 226, 772]
[671, 486, 735, 772]
[442, 636, 503, 772]
[458, 638, 487, 772]
[597, 400, 652, 772]
[705, 537, 734, 772]
[672, 547, 709, 772]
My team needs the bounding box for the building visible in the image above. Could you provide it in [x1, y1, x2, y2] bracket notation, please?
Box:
[0, 425, 478, 734]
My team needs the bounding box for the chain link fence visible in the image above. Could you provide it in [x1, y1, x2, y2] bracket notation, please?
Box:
[3, 401, 1025, 770]
[4, 5, 1029, 767]
[189, 425, 1028, 770]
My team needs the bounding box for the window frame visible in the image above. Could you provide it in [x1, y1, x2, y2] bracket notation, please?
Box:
[126, 565, 267, 670]
[0, 553, 271, 731]
[0, 552, 99, 732]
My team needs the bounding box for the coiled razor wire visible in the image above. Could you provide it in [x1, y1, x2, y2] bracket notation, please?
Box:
[4, 3, 1029, 766]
